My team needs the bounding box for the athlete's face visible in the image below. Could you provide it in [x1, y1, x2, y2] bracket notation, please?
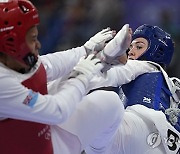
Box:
[26, 26, 41, 57]
[0, 26, 41, 72]
[128, 37, 148, 60]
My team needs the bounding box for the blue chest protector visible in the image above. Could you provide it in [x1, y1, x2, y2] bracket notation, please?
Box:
[122, 72, 180, 132]
[122, 72, 171, 110]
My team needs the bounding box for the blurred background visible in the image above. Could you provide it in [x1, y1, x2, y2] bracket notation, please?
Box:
[31, 0, 180, 78]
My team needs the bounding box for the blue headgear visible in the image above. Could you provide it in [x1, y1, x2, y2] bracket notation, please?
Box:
[132, 24, 174, 67]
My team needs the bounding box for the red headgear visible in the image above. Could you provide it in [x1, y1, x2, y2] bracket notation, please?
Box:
[0, 0, 40, 67]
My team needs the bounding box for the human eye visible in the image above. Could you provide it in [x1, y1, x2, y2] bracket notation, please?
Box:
[129, 44, 133, 50]
[31, 36, 38, 43]
[136, 45, 143, 50]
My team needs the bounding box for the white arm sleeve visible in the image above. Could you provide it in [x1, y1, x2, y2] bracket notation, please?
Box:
[88, 60, 158, 90]
[40, 46, 86, 82]
[0, 74, 86, 125]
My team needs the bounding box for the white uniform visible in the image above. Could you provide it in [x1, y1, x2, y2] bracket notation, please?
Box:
[50, 60, 180, 154]
[0, 46, 88, 153]
[105, 105, 180, 154]
[104, 64, 180, 154]
[48, 60, 157, 154]
[0, 46, 137, 154]
[0, 47, 160, 154]
[0, 46, 87, 124]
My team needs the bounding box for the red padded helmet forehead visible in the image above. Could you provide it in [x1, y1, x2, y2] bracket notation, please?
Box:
[0, 0, 39, 66]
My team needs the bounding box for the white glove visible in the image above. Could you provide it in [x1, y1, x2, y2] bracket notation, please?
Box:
[69, 54, 104, 88]
[84, 27, 115, 54]
[98, 24, 132, 72]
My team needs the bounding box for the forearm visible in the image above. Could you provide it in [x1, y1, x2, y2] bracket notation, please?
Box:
[88, 60, 158, 90]
[41, 46, 86, 81]
[0, 77, 87, 125]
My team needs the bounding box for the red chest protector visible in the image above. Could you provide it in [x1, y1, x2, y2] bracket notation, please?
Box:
[0, 63, 53, 154]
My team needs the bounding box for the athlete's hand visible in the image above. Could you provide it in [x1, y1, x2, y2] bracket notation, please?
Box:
[97, 24, 132, 72]
[84, 28, 116, 55]
[69, 54, 103, 88]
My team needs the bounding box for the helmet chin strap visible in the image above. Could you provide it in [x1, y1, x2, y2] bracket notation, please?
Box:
[18, 53, 37, 74]
[137, 54, 146, 61]
[23, 53, 38, 68]
[138, 53, 166, 69]
[17, 53, 37, 74]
